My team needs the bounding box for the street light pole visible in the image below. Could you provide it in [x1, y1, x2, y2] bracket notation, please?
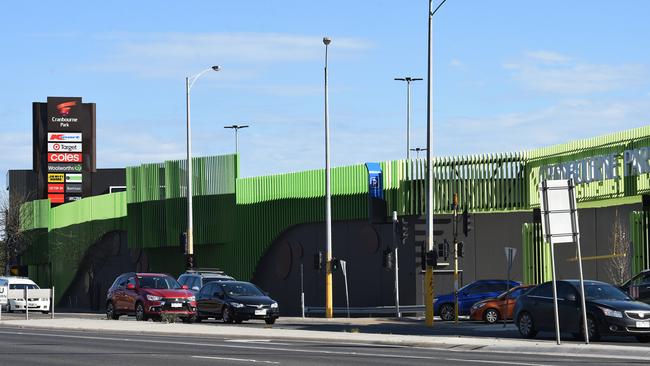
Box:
[425, 0, 447, 327]
[395, 77, 422, 160]
[185, 65, 220, 269]
[323, 36, 334, 319]
[224, 124, 250, 154]
[410, 147, 427, 160]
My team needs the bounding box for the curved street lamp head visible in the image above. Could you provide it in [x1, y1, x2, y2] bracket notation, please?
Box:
[323, 37, 331, 46]
[211, 65, 221, 71]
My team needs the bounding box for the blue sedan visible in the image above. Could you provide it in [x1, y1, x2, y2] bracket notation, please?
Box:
[434, 279, 521, 321]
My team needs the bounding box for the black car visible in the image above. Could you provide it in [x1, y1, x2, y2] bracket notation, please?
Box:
[196, 280, 279, 324]
[178, 269, 234, 295]
[514, 280, 650, 342]
[620, 270, 650, 304]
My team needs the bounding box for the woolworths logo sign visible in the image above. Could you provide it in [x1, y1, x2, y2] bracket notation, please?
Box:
[65, 173, 82, 183]
[540, 147, 650, 184]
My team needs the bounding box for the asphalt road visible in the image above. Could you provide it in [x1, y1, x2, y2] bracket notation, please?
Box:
[2, 311, 649, 346]
[0, 326, 643, 366]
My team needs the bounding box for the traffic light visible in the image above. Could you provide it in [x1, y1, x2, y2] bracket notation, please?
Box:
[425, 250, 438, 267]
[457, 241, 465, 258]
[438, 240, 450, 261]
[382, 248, 393, 270]
[185, 254, 195, 269]
[420, 242, 427, 270]
[462, 207, 473, 237]
[179, 232, 188, 254]
[400, 219, 409, 245]
[314, 251, 323, 270]
[331, 258, 340, 272]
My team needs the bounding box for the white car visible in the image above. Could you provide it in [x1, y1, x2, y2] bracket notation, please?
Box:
[0, 277, 50, 313]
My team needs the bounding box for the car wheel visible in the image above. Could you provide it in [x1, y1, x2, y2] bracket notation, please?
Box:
[222, 306, 234, 324]
[586, 316, 601, 341]
[265, 318, 276, 325]
[195, 316, 204, 323]
[635, 335, 650, 343]
[517, 312, 537, 338]
[439, 304, 454, 321]
[182, 315, 196, 324]
[135, 302, 147, 321]
[106, 302, 119, 320]
[484, 308, 499, 324]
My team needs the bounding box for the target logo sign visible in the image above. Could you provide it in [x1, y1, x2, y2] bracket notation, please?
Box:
[48, 143, 82, 152]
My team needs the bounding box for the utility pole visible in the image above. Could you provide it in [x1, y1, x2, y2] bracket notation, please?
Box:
[392, 211, 401, 318]
[452, 193, 459, 324]
[323, 36, 334, 319]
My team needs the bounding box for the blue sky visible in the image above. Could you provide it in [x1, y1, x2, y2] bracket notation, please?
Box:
[2, 1, 649, 186]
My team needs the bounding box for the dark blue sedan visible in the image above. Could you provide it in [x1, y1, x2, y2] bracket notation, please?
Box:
[434, 279, 521, 321]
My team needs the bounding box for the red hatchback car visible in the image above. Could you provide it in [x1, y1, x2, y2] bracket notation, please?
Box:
[106, 272, 197, 322]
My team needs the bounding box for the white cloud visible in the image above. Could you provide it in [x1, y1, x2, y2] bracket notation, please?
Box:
[85, 32, 373, 79]
[504, 51, 648, 94]
[449, 58, 464, 68]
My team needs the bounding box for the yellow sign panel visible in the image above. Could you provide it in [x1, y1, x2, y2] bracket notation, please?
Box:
[48, 173, 65, 183]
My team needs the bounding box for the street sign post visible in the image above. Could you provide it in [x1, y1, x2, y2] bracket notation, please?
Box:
[539, 179, 589, 345]
[340, 260, 350, 318]
[503, 247, 517, 327]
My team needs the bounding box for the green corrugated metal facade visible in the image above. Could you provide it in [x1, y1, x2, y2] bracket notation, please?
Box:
[19, 126, 650, 300]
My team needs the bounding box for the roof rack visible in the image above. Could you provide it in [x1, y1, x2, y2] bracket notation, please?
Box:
[185, 268, 227, 275]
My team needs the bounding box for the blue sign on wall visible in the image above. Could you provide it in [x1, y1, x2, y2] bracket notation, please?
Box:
[365, 163, 384, 199]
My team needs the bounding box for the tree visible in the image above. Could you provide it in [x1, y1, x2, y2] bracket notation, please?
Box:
[0, 190, 36, 275]
[606, 210, 631, 286]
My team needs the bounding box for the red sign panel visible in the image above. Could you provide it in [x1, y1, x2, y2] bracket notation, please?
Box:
[47, 153, 82, 163]
[48, 194, 65, 203]
[47, 184, 65, 193]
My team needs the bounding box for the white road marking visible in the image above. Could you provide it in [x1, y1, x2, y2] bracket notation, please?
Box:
[225, 339, 292, 345]
[192, 355, 279, 364]
[445, 358, 551, 366]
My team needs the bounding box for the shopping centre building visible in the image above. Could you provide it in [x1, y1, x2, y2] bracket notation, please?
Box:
[8, 99, 650, 314]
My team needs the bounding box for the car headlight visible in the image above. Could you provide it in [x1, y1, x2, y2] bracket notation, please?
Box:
[230, 302, 244, 308]
[599, 306, 623, 318]
[472, 303, 486, 310]
[146, 295, 162, 301]
[270, 302, 278, 308]
[187, 296, 195, 302]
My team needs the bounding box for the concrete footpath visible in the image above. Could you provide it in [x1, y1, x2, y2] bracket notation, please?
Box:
[2, 316, 650, 362]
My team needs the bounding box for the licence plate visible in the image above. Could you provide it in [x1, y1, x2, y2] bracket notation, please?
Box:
[170, 303, 182, 308]
[636, 321, 650, 328]
[255, 309, 267, 316]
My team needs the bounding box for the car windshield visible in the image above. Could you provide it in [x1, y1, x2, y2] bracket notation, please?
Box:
[585, 283, 630, 301]
[9, 283, 39, 290]
[222, 283, 264, 297]
[497, 287, 522, 300]
[138, 276, 181, 289]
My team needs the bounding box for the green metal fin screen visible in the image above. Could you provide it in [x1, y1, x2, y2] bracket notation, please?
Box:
[630, 210, 649, 276]
[522, 223, 552, 284]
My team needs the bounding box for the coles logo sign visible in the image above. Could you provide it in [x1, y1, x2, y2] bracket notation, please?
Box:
[48, 153, 82, 163]
[47, 132, 82, 142]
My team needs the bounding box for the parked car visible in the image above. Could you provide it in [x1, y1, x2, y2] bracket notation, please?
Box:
[196, 280, 279, 324]
[178, 269, 234, 295]
[434, 279, 520, 321]
[514, 280, 650, 342]
[106, 272, 197, 322]
[0, 276, 50, 313]
[620, 269, 650, 304]
[470, 285, 534, 323]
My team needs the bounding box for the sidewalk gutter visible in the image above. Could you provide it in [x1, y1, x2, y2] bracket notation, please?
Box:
[1, 318, 650, 361]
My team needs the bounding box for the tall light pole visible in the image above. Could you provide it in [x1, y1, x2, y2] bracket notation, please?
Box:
[425, 0, 447, 327]
[323, 36, 334, 319]
[224, 124, 249, 154]
[185, 65, 220, 269]
[410, 147, 427, 159]
[394, 77, 422, 160]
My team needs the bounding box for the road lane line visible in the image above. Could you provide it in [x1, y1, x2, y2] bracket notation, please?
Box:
[192, 355, 279, 364]
[445, 358, 551, 366]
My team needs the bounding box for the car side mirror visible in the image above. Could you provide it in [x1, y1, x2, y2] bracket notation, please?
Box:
[192, 286, 200, 291]
[182, 285, 189, 290]
[126, 283, 135, 290]
[565, 293, 577, 302]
